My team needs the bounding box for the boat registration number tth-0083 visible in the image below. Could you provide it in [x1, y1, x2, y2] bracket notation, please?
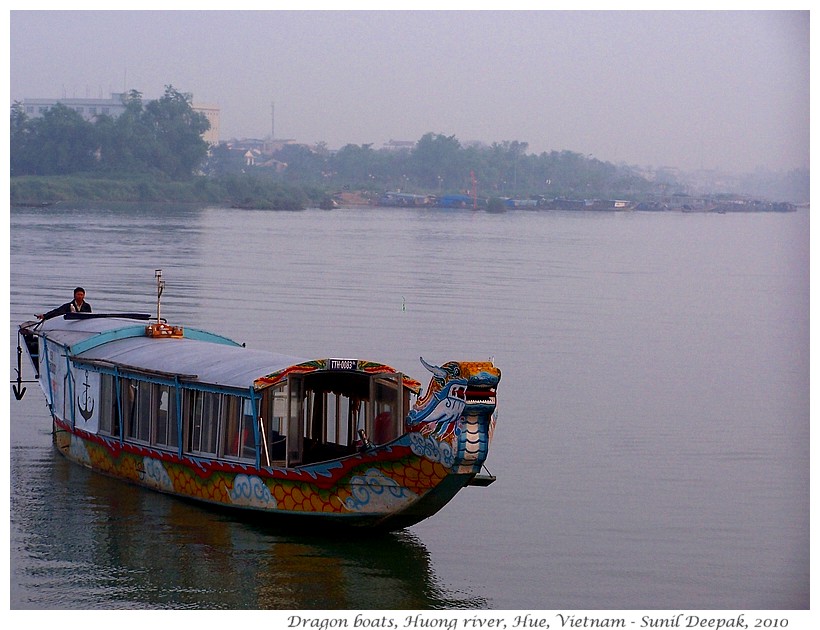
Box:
[328, 358, 357, 371]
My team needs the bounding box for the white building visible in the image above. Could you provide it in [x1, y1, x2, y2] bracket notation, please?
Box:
[18, 92, 220, 144]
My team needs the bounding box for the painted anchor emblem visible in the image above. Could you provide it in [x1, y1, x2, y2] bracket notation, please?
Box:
[77, 370, 95, 421]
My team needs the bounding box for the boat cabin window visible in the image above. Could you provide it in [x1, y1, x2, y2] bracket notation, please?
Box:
[98, 374, 120, 437]
[154, 385, 179, 449]
[373, 377, 402, 444]
[107, 377, 178, 450]
[184, 390, 221, 455]
[122, 378, 152, 444]
[183, 390, 257, 461]
[96, 374, 252, 460]
[259, 385, 287, 465]
[222, 397, 256, 461]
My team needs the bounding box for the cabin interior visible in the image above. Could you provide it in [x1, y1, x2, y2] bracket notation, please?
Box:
[91, 368, 414, 468]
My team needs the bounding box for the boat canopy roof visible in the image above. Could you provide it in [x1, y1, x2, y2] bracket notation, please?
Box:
[32, 316, 412, 392]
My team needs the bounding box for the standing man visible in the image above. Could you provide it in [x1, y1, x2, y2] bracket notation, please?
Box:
[37, 287, 92, 320]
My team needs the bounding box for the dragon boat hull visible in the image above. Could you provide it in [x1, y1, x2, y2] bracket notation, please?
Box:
[16, 310, 500, 532]
[50, 416, 482, 531]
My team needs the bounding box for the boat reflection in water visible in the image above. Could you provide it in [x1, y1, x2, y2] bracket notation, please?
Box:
[26, 455, 485, 608]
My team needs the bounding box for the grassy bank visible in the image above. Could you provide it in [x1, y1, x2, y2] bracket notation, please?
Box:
[10, 174, 321, 210]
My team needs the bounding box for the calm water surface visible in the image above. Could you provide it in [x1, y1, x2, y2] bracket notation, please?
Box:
[8, 204, 809, 610]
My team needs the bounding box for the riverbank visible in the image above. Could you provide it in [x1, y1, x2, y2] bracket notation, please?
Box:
[10, 174, 317, 210]
[10, 175, 800, 213]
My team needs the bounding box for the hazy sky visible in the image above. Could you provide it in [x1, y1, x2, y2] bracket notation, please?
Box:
[8, 9, 810, 174]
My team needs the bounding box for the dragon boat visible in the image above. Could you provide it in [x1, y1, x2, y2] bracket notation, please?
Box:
[13, 274, 500, 531]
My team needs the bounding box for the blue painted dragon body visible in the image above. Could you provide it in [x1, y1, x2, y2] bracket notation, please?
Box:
[406, 357, 501, 474]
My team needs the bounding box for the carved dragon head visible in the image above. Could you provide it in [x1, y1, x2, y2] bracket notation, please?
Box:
[405, 358, 501, 470]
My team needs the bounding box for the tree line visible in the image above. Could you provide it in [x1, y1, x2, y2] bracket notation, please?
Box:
[11, 86, 210, 180]
[11, 85, 675, 201]
[216, 133, 672, 200]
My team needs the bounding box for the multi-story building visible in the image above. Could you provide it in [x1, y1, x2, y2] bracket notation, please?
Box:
[194, 104, 219, 145]
[18, 92, 220, 144]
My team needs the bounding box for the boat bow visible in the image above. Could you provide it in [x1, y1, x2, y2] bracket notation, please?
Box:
[406, 358, 501, 475]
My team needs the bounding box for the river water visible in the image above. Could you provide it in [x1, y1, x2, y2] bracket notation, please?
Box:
[7, 203, 809, 611]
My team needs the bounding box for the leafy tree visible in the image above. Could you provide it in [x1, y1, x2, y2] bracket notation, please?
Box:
[10, 102, 36, 176]
[408, 133, 463, 190]
[141, 86, 210, 179]
[275, 144, 327, 184]
[331, 143, 381, 188]
[10, 86, 210, 180]
[97, 90, 156, 173]
[203, 142, 245, 176]
[16, 103, 98, 175]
